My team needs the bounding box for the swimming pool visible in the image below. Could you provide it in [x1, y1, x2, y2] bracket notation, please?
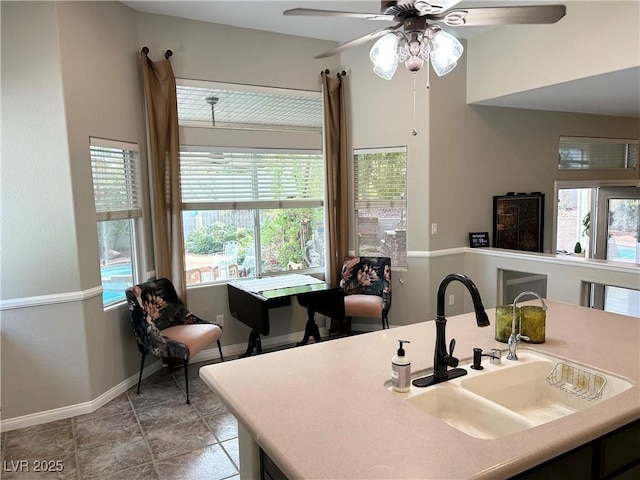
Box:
[101, 263, 133, 304]
[101, 264, 133, 278]
[612, 245, 638, 262]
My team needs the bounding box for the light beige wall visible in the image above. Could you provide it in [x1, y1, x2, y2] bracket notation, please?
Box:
[54, 1, 149, 400]
[340, 41, 432, 253]
[342, 25, 639, 323]
[1, 303, 92, 418]
[0, 1, 79, 298]
[134, 12, 341, 91]
[0, 1, 93, 419]
[339, 41, 435, 325]
[430, 39, 640, 255]
[467, 1, 640, 104]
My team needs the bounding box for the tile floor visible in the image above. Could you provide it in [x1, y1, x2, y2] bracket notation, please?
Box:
[1, 355, 247, 480]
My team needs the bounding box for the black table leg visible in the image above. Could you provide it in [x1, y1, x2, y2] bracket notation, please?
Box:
[298, 307, 321, 346]
[241, 330, 263, 357]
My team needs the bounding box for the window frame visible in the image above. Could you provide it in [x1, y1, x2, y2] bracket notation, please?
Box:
[89, 137, 142, 308]
[180, 147, 326, 283]
[353, 146, 408, 268]
[558, 136, 639, 170]
[176, 79, 326, 286]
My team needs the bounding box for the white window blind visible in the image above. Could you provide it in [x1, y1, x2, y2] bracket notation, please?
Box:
[90, 138, 141, 220]
[176, 79, 322, 132]
[180, 147, 324, 209]
[354, 147, 408, 209]
[559, 137, 639, 170]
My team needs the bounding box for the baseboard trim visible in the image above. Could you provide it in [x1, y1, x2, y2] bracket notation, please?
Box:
[0, 329, 322, 432]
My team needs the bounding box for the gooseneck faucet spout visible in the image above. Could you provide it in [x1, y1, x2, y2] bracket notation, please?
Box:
[413, 273, 490, 388]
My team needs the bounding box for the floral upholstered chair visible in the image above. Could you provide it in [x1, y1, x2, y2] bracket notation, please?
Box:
[338, 256, 392, 331]
[125, 277, 223, 404]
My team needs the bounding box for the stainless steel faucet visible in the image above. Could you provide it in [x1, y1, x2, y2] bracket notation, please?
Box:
[413, 273, 490, 388]
[507, 291, 547, 361]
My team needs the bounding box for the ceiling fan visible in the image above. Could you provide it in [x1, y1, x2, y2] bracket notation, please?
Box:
[284, 1, 566, 79]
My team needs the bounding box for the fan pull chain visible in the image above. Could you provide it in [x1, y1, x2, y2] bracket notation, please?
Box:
[412, 73, 418, 136]
[426, 57, 431, 90]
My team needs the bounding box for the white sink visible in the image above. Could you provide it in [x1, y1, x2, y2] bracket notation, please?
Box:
[393, 349, 632, 439]
[460, 357, 631, 426]
[406, 385, 534, 439]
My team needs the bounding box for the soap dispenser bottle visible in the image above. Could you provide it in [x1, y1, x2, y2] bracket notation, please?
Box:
[392, 340, 411, 392]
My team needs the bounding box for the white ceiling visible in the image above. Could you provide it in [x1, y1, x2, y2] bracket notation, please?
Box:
[122, 0, 640, 119]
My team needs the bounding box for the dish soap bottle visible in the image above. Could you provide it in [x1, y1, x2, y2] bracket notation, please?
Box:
[392, 340, 411, 392]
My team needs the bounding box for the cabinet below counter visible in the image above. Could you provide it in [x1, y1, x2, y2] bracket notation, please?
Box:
[200, 300, 640, 479]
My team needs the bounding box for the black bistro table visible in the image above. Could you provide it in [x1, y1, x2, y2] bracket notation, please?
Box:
[227, 274, 343, 357]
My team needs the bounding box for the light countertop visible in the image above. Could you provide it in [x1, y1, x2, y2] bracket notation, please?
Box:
[200, 300, 640, 479]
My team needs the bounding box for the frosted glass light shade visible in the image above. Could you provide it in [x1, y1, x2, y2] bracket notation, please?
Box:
[430, 30, 463, 77]
[370, 33, 400, 80]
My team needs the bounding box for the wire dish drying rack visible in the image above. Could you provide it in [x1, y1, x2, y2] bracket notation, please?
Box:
[546, 363, 607, 401]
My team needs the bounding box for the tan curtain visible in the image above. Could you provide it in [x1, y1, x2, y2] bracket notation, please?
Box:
[140, 50, 186, 298]
[322, 72, 349, 286]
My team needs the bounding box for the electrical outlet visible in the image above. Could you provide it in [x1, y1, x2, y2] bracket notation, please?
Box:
[216, 314, 224, 327]
[431, 223, 438, 234]
[449, 294, 455, 306]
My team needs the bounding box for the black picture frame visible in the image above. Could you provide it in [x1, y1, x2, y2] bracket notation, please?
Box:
[492, 193, 544, 252]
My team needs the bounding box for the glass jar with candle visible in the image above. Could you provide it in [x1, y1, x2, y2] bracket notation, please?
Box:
[521, 305, 546, 343]
[495, 305, 520, 343]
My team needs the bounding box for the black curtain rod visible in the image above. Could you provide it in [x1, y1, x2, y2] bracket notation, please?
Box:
[141, 46, 173, 59]
[322, 69, 347, 78]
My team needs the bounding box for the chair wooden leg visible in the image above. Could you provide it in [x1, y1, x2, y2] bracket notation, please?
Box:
[217, 340, 224, 362]
[184, 361, 190, 404]
[137, 353, 146, 395]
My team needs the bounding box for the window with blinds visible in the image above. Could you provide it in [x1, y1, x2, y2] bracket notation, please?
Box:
[177, 79, 325, 284]
[180, 147, 324, 208]
[176, 79, 322, 132]
[90, 138, 140, 306]
[353, 147, 407, 268]
[559, 137, 639, 170]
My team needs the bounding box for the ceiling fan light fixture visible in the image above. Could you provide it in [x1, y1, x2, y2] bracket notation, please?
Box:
[370, 33, 400, 80]
[430, 29, 464, 77]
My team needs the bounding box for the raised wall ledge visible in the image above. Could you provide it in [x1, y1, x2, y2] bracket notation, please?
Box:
[464, 246, 640, 275]
[1, 249, 636, 310]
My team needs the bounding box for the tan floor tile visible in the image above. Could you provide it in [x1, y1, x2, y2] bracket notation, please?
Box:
[135, 398, 201, 432]
[145, 419, 216, 460]
[77, 434, 151, 480]
[74, 411, 141, 449]
[202, 412, 238, 442]
[154, 444, 237, 480]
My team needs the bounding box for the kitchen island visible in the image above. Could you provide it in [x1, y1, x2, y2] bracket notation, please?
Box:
[200, 300, 639, 479]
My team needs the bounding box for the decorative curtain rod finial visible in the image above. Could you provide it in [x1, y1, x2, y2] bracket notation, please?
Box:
[165, 49, 173, 59]
[322, 69, 348, 78]
[141, 46, 149, 55]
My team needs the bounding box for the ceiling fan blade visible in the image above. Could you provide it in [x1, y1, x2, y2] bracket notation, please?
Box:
[433, 5, 567, 27]
[283, 8, 394, 21]
[314, 23, 403, 59]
